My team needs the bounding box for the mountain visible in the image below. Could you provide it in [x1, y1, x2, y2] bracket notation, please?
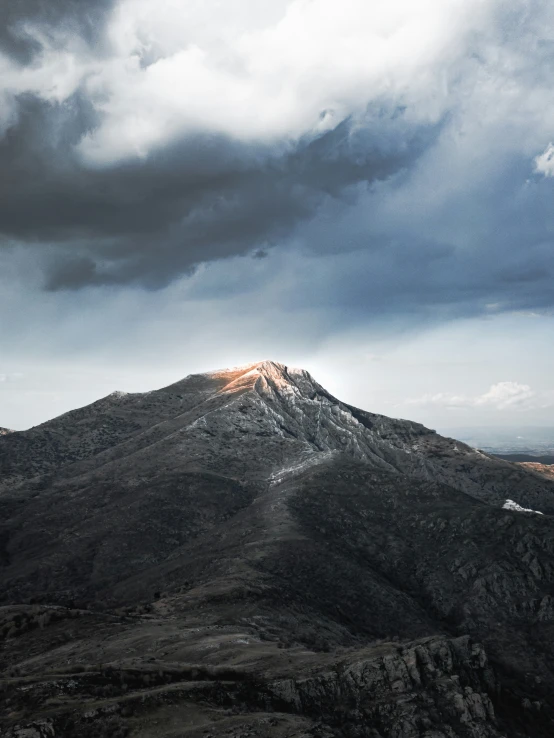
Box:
[494, 454, 554, 464]
[2, 361, 554, 738]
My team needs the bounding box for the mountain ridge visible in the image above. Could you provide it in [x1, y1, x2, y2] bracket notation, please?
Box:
[2, 361, 554, 737]
[6, 360, 548, 498]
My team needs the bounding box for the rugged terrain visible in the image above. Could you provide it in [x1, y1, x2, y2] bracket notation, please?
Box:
[514, 463, 554, 481]
[1, 361, 554, 737]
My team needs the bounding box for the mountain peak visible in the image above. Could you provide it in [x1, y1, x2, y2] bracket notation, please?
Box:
[193, 360, 313, 395]
[249, 360, 313, 386]
[202, 359, 304, 379]
[255, 359, 309, 378]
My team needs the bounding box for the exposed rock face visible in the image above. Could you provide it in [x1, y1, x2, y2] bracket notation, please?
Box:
[6, 720, 55, 738]
[1, 361, 554, 737]
[517, 462, 554, 481]
[269, 636, 501, 738]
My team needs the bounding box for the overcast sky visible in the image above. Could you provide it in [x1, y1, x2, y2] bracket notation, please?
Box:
[1, 0, 554, 431]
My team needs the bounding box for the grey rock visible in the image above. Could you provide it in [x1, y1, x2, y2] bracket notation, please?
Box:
[6, 720, 55, 738]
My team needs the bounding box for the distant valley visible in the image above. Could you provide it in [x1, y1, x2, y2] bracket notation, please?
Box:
[439, 426, 554, 457]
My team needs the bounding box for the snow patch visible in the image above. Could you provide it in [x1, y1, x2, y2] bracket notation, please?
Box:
[503, 499, 544, 515]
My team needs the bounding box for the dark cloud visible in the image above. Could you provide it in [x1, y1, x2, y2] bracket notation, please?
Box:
[0, 92, 440, 290]
[280, 153, 554, 323]
[1, 0, 554, 331]
[2, 82, 554, 327]
[46, 255, 99, 291]
[0, 0, 115, 64]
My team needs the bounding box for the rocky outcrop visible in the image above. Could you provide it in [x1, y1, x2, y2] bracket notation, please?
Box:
[517, 462, 554, 481]
[270, 636, 501, 738]
[1, 638, 510, 738]
[5, 720, 56, 738]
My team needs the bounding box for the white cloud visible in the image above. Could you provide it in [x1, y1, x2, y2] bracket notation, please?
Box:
[407, 381, 544, 411]
[78, 0, 488, 163]
[3, 0, 546, 166]
[0, 0, 552, 225]
[534, 142, 554, 177]
[474, 381, 535, 409]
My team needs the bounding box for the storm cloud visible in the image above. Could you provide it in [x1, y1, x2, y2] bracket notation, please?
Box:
[0, 93, 439, 289]
[0, 0, 115, 64]
[1, 0, 554, 315]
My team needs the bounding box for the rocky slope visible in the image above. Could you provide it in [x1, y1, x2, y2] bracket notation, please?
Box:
[517, 462, 554, 481]
[1, 361, 554, 737]
[0, 366, 251, 490]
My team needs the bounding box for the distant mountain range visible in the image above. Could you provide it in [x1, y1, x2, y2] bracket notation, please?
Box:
[2, 361, 554, 738]
[494, 454, 554, 464]
[439, 426, 554, 457]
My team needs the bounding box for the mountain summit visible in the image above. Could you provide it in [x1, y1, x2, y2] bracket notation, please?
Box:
[1, 362, 554, 737]
[2, 360, 551, 511]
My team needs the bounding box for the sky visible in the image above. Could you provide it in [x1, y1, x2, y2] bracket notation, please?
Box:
[1, 0, 554, 432]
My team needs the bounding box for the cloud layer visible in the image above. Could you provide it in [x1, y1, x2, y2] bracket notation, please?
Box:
[0, 0, 553, 325]
[408, 381, 554, 412]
